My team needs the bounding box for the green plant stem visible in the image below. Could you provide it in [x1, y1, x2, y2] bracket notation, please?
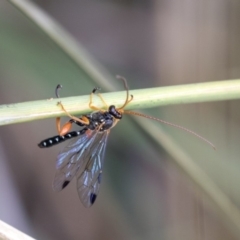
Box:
[1, 79, 240, 126]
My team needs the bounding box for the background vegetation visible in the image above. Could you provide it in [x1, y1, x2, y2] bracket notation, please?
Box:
[1, 0, 240, 239]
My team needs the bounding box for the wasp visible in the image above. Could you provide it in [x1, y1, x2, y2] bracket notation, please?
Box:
[38, 76, 214, 207]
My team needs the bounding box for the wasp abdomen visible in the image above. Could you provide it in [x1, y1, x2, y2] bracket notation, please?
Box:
[38, 128, 87, 148]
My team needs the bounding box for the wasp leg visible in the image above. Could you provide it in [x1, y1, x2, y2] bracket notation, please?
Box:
[89, 87, 109, 111]
[56, 102, 90, 136]
[56, 117, 74, 136]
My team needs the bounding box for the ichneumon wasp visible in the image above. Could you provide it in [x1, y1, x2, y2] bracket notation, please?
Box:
[38, 76, 215, 207]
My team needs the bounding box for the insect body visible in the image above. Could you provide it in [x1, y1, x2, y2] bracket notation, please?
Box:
[38, 77, 131, 207]
[38, 109, 118, 148]
[39, 76, 214, 208]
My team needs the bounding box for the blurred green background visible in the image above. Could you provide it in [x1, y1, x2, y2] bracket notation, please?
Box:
[1, 0, 240, 239]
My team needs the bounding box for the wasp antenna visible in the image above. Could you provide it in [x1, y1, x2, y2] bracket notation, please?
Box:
[124, 110, 216, 150]
[55, 84, 63, 98]
[116, 75, 133, 110]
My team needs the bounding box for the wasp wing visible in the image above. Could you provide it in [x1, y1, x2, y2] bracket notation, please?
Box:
[76, 130, 109, 207]
[53, 128, 103, 191]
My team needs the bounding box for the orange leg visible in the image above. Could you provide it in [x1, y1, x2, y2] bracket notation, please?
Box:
[56, 102, 89, 136]
[56, 117, 73, 136]
[96, 93, 109, 108]
[55, 86, 111, 136]
[89, 88, 109, 111]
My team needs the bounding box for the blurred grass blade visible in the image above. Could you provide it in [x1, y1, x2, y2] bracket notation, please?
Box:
[0, 219, 35, 240]
[7, 0, 114, 90]
[133, 116, 240, 238]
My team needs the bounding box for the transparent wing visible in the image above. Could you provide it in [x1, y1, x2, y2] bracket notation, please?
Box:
[52, 128, 106, 192]
[76, 131, 109, 207]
